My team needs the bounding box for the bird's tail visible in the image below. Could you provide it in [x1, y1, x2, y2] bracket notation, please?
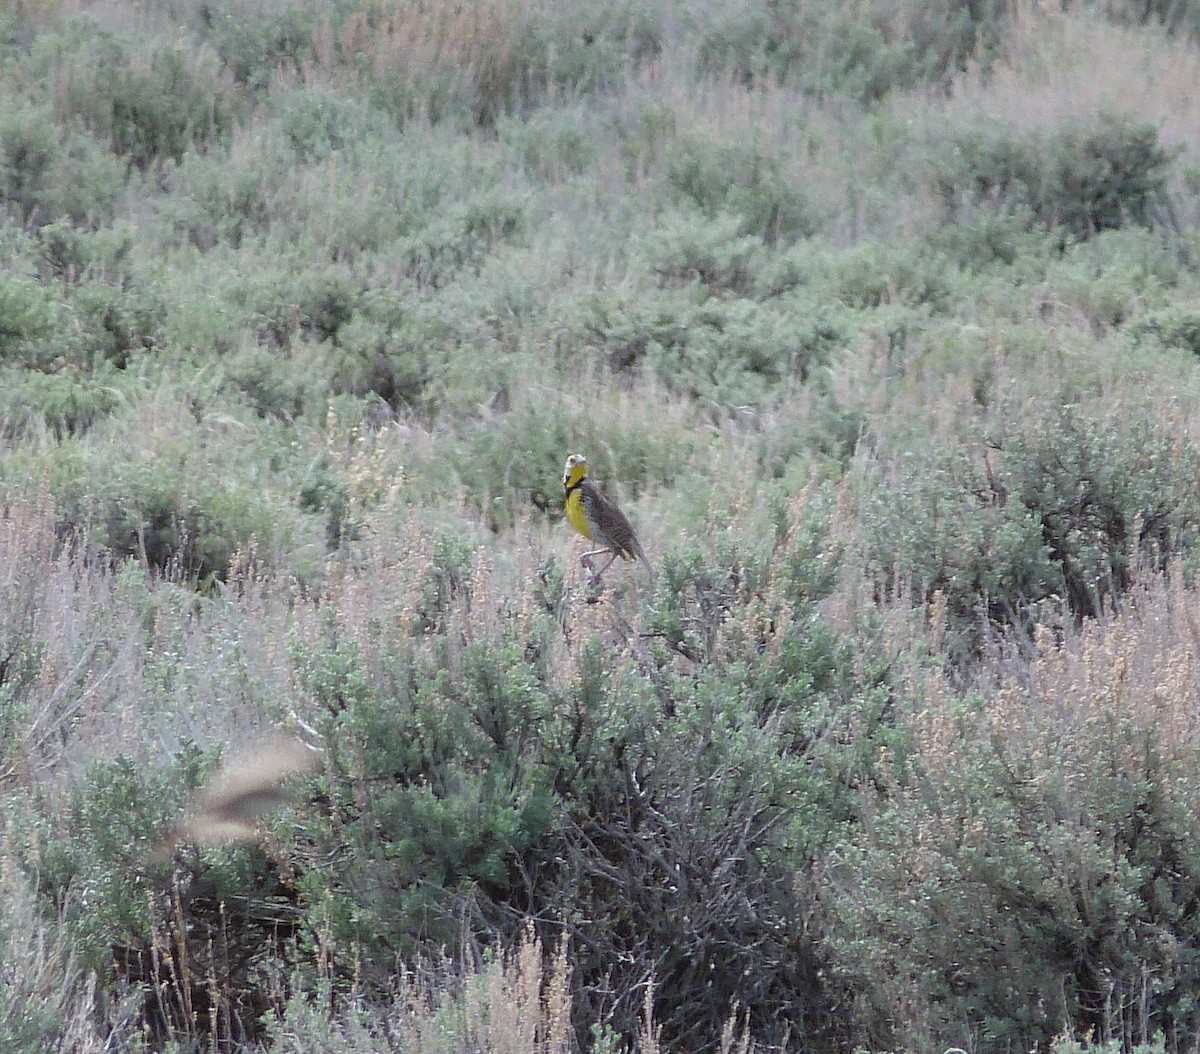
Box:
[633, 541, 656, 583]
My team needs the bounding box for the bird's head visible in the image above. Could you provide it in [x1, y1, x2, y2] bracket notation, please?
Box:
[562, 453, 589, 490]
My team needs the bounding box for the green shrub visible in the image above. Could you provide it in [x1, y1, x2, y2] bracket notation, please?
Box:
[0, 264, 66, 365]
[824, 618, 1200, 1051]
[392, 187, 528, 289]
[29, 401, 323, 584]
[1040, 227, 1181, 333]
[931, 115, 1171, 242]
[497, 106, 599, 181]
[193, 0, 324, 92]
[151, 245, 366, 358]
[274, 87, 392, 162]
[23, 742, 315, 1049]
[665, 130, 816, 244]
[567, 278, 839, 409]
[519, 0, 664, 100]
[997, 402, 1200, 615]
[646, 295, 831, 404]
[642, 209, 766, 295]
[692, 0, 1009, 101]
[32, 22, 242, 167]
[569, 285, 693, 377]
[0, 100, 127, 228]
[860, 398, 1200, 660]
[156, 142, 290, 251]
[0, 364, 128, 438]
[290, 591, 565, 955]
[327, 314, 432, 408]
[283, 492, 882, 1052]
[926, 208, 1054, 271]
[546, 660, 835, 1050]
[1127, 304, 1200, 357]
[827, 240, 950, 309]
[0, 101, 58, 213]
[0, 222, 163, 376]
[217, 336, 333, 421]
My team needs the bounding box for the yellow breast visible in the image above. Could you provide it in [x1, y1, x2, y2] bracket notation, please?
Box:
[564, 487, 593, 540]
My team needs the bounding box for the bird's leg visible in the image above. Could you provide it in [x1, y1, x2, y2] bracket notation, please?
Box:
[587, 550, 619, 586]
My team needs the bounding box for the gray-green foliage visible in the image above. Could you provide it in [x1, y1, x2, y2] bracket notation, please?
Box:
[826, 678, 1200, 1051]
[932, 114, 1171, 242]
[279, 498, 874, 1051]
[692, 0, 1011, 101]
[859, 396, 1200, 662]
[6, 0, 1200, 1052]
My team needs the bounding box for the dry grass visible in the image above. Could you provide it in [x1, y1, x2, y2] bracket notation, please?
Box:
[305, 0, 526, 123]
[264, 927, 574, 1054]
[936, 1, 1200, 215]
[828, 559, 1200, 1048]
[0, 491, 132, 790]
[947, 1, 1200, 148]
[635, 975, 758, 1054]
[0, 487, 303, 814]
[0, 832, 580, 1054]
[969, 559, 1200, 774]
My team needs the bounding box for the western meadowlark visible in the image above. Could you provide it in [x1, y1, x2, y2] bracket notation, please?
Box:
[562, 453, 653, 585]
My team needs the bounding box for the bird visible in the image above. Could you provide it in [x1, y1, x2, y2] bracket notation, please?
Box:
[562, 453, 653, 586]
[155, 734, 321, 856]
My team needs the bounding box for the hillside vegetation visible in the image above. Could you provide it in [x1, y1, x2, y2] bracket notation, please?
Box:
[5, 0, 1200, 1051]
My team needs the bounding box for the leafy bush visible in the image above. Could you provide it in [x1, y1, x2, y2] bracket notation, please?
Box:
[217, 336, 332, 421]
[860, 398, 1200, 660]
[0, 221, 163, 377]
[692, 0, 1010, 101]
[30, 400, 324, 584]
[0, 364, 127, 438]
[497, 106, 599, 181]
[0, 262, 67, 365]
[664, 131, 816, 244]
[931, 115, 1171, 242]
[274, 87, 392, 162]
[647, 295, 832, 404]
[282, 488, 878, 1052]
[32, 22, 242, 167]
[642, 209, 766, 295]
[21, 742, 319, 1049]
[194, 0, 325, 91]
[1127, 304, 1200, 357]
[1038, 227, 1182, 332]
[0, 100, 127, 228]
[566, 273, 840, 409]
[827, 240, 951, 309]
[155, 142, 291, 252]
[823, 581, 1200, 1051]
